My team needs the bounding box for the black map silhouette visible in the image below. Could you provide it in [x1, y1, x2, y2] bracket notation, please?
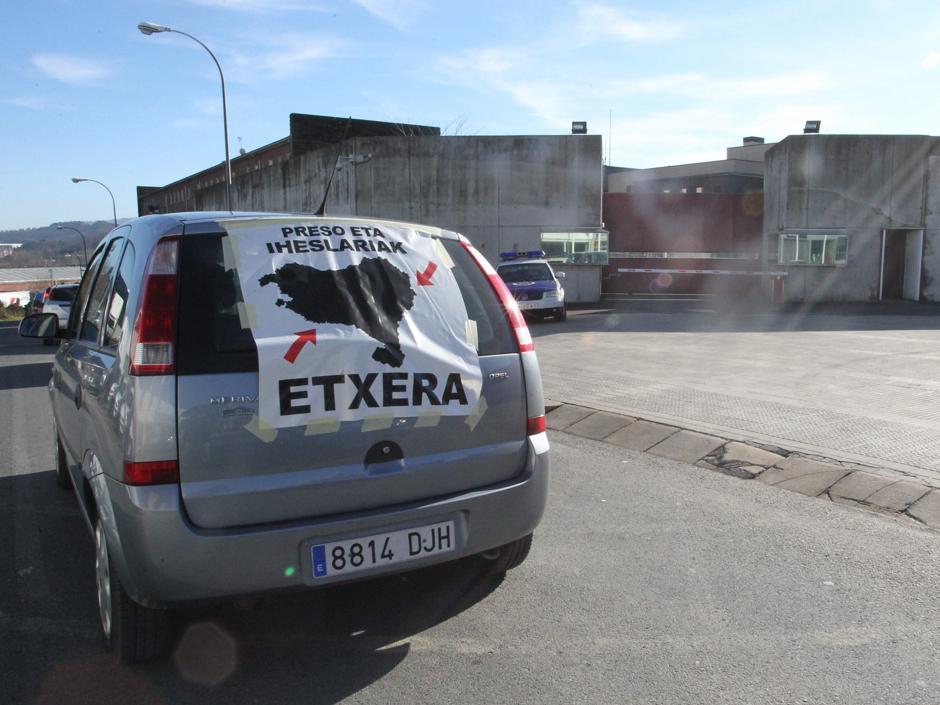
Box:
[259, 259, 416, 367]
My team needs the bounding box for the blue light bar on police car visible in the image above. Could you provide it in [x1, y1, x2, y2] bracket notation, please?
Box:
[499, 250, 546, 260]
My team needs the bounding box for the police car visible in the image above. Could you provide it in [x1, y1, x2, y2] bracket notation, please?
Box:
[496, 250, 567, 322]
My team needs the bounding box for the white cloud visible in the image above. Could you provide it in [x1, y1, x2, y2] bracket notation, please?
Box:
[229, 35, 345, 79]
[32, 53, 112, 85]
[608, 70, 830, 100]
[353, 0, 426, 31]
[439, 48, 574, 127]
[577, 4, 683, 42]
[6, 95, 54, 110]
[186, 0, 326, 10]
[923, 52, 940, 69]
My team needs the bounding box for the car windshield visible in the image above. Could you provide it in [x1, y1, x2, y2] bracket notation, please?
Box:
[49, 287, 76, 302]
[498, 263, 553, 282]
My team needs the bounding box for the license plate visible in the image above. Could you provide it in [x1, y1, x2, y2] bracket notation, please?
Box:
[311, 520, 456, 579]
[517, 301, 540, 310]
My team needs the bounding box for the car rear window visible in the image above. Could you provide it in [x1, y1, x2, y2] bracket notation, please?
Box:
[177, 234, 258, 375]
[49, 286, 77, 302]
[176, 234, 517, 376]
[497, 263, 553, 282]
[440, 239, 517, 356]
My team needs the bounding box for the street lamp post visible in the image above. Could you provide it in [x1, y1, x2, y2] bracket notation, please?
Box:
[71, 177, 117, 227]
[56, 225, 89, 273]
[137, 21, 234, 212]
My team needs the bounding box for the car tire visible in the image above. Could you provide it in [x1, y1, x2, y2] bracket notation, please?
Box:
[482, 533, 533, 576]
[54, 435, 71, 490]
[95, 517, 172, 664]
[555, 307, 567, 322]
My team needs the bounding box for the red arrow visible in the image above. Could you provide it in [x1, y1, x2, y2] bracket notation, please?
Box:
[284, 329, 317, 363]
[416, 261, 438, 286]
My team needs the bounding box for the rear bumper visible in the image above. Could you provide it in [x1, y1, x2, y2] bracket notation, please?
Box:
[101, 433, 550, 607]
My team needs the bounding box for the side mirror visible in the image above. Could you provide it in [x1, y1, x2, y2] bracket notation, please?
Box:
[19, 313, 60, 339]
[556, 271, 567, 280]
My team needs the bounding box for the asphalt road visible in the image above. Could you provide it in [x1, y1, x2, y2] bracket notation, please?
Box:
[532, 301, 940, 484]
[3, 322, 940, 705]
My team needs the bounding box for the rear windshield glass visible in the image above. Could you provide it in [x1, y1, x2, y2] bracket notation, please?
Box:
[49, 286, 77, 302]
[177, 234, 258, 375]
[177, 234, 517, 376]
[440, 239, 517, 356]
[497, 263, 553, 282]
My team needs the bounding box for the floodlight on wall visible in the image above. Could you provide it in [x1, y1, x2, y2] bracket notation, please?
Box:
[571, 121, 587, 135]
[803, 120, 821, 134]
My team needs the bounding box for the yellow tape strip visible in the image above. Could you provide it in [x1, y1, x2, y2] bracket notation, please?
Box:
[221, 235, 239, 271]
[361, 415, 395, 432]
[305, 418, 341, 436]
[244, 415, 278, 443]
[414, 411, 442, 428]
[465, 319, 479, 351]
[432, 238, 455, 269]
[236, 302, 257, 330]
[464, 396, 489, 431]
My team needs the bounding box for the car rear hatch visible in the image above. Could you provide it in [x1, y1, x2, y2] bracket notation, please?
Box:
[175, 228, 535, 529]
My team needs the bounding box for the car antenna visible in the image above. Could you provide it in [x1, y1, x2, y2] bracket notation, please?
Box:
[314, 116, 353, 216]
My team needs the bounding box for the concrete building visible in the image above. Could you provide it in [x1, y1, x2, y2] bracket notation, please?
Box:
[138, 113, 605, 300]
[607, 137, 773, 196]
[602, 138, 771, 295]
[763, 134, 940, 302]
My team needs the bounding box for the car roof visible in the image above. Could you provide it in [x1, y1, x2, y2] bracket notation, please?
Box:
[497, 258, 551, 267]
[134, 212, 459, 240]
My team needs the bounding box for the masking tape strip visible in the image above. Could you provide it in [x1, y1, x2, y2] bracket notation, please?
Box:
[221, 235, 240, 271]
[236, 302, 257, 330]
[305, 418, 341, 436]
[244, 415, 278, 443]
[465, 319, 479, 351]
[414, 412, 442, 428]
[433, 238, 455, 269]
[464, 396, 488, 432]
[361, 415, 395, 432]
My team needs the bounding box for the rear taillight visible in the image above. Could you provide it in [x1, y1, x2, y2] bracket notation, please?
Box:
[42, 288, 50, 302]
[130, 237, 180, 376]
[124, 460, 179, 485]
[527, 415, 546, 436]
[460, 240, 534, 352]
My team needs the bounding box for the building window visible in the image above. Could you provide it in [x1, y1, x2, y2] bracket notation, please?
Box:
[540, 231, 609, 265]
[778, 233, 848, 266]
[695, 186, 704, 194]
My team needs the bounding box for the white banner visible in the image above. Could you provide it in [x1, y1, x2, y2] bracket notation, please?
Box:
[222, 219, 482, 429]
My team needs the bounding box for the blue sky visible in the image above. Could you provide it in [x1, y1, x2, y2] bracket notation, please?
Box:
[2, 0, 940, 230]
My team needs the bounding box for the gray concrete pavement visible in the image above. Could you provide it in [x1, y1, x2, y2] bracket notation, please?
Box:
[4, 324, 940, 704]
[533, 301, 940, 485]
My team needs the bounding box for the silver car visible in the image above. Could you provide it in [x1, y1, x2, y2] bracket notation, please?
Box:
[19, 212, 550, 663]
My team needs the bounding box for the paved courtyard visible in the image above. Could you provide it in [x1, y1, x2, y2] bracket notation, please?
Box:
[533, 299, 940, 486]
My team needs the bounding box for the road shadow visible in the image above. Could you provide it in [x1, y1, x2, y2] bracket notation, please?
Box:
[0, 326, 58, 358]
[3, 469, 505, 705]
[0, 361, 52, 391]
[530, 299, 940, 337]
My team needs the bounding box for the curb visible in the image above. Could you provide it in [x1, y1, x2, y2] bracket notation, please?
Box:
[544, 401, 940, 533]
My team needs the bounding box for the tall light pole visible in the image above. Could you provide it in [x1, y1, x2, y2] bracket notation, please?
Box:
[138, 21, 234, 212]
[56, 225, 89, 272]
[71, 177, 117, 226]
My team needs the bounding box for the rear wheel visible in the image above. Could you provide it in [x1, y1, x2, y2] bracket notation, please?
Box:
[54, 435, 71, 490]
[482, 533, 533, 576]
[95, 518, 171, 663]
